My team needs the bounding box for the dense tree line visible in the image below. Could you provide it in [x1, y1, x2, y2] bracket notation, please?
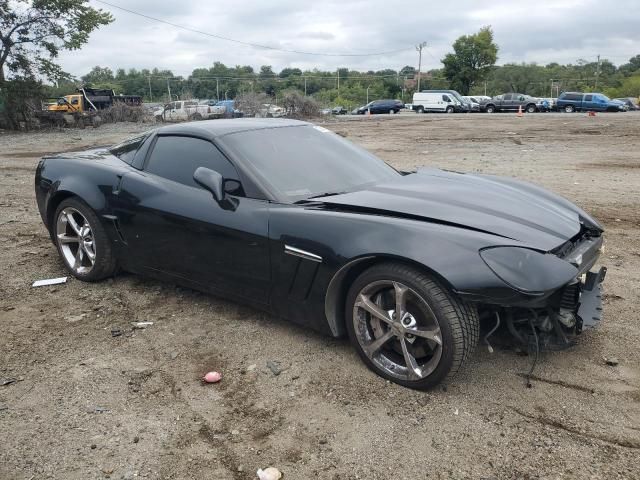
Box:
[63, 54, 640, 110]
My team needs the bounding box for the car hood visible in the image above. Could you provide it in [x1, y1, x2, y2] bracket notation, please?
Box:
[316, 169, 593, 251]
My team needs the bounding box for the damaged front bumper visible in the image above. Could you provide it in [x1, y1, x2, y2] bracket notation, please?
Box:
[576, 266, 606, 331]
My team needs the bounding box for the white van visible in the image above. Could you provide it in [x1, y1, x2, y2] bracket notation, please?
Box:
[411, 90, 470, 113]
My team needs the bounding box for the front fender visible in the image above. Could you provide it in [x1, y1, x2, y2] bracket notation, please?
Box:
[268, 206, 534, 336]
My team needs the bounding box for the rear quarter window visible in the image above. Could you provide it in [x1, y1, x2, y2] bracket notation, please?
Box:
[109, 134, 149, 165]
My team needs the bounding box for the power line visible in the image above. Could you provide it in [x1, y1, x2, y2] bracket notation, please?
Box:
[92, 0, 412, 57]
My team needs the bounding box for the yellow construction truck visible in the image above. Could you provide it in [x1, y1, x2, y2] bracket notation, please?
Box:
[38, 87, 142, 128]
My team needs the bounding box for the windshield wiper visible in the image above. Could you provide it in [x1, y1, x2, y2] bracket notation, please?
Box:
[295, 191, 346, 203]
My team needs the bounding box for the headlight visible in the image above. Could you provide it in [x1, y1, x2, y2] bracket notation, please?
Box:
[480, 247, 578, 294]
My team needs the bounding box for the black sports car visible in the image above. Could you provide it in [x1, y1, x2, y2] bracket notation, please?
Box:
[35, 119, 606, 389]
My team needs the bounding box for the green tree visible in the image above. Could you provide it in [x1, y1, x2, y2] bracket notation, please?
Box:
[82, 65, 114, 84]
[441, 26, 498, 95]
[0, 0, 112, 82]
[0, 0, 112, 127]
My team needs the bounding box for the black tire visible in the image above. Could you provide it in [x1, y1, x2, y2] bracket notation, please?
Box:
[190, 113, 203, 121]
[53, 197, 117, 282]
[485, 105, 496, 113]
[345, 262, 479, 389]
[446, 106, 454, 114]
[526, 104, 537, 113]
[564, 104, 575, 113]
[417, 106, 424, 114]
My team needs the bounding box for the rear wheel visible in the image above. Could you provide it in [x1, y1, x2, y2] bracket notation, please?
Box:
[417, 106, 424, 114]
[526, 104, 537, 113]
[389, 109, 395, 114]
[346, 262, 479, 389]
[53, 197, 117, 282]
[564, 104, 575, 113]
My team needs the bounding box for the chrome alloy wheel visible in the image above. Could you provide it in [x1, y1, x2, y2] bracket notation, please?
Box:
[353, 280, 443, 381]
[56, 207, 96, 274]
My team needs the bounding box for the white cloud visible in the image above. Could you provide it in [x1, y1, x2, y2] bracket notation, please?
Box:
[56, 0, 639, 78]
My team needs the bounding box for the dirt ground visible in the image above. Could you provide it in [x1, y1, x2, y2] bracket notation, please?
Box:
[1, 112, 639, 480]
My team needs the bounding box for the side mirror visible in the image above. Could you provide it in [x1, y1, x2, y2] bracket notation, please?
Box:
[193, 167, 224, 201]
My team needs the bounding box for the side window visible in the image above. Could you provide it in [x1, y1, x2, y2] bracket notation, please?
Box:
[503, 94, 512, 101]
[518, 95, 525, 101]
[145, 136, 242, 192]
[585, 94, 593, 101]
[71, 97, 79, 105]
[442, 95, 450, 102]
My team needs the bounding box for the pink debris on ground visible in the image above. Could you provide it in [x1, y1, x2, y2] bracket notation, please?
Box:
[203, 371, 222, 383]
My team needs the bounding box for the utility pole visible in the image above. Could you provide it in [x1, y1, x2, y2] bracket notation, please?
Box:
[595, 54, 601, 90]
[216, 78, 219, 101]
[148, 76, 152, 102]
[166, 77, 171, 102]
[337, 69, 340, 95]
[304, 76, 307, 96]
[416, 41, 427, 92]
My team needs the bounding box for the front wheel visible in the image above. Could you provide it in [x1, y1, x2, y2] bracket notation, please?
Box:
[53, 197, 117, 282]
[564, 105, 575, 113]
[446, 106, 454, 114]
[526, 104, 537, 113]
[346, 262, 479, 389]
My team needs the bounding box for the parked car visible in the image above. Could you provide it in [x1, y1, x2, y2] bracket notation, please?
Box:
[536, 98, 555, 112]
[412, 90, 470, 113]
[556, 92, 626, 113]
[467, 95, 491, 103]
[613, 97, 640, 111]
[256, 104, 285, 118]
[483, 93, 539, 113]
[35, 118, 606, 390]
[355, 99, 404, 114]
[461, 96, 481, 112]
[331, 106, 348, 115]
[198, 99, 227, 119]
[154, 100, 211, 122]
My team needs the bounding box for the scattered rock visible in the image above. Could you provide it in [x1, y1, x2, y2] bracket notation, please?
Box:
[231, 429, 240, 435]
[604, 357, 619, 366]
[266, 360, 282, 376]
[111, 328, 123, 337]
[90, 444, 97, 449]
[0, 403, 7, 411]
[131, 321, 153, 330]
[237, 465, 244, 472]
[170, 351, 178, 360]
[246, 364, 257, 372]
[257, 467, 282, 480]
[65, 313, 87, 323]
[133, 436, 139, 444]
[1, 378, 17, 386]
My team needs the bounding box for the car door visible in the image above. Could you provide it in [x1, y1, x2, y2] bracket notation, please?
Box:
[583, 94, 596, 110]
[113, 134, 271, 304]
[501, 94, 513, 110]
[441, 94, 451, 111]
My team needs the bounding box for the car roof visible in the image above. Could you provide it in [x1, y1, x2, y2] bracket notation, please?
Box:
[154, 118, 309, 139]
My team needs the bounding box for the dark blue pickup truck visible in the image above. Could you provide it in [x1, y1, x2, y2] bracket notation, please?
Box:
[556, 92, 626, 113]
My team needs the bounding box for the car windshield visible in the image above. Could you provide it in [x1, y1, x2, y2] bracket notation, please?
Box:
[221, 125, 400, 202]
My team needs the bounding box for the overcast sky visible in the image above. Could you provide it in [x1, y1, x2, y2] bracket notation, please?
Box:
[57, 0, 640, 78]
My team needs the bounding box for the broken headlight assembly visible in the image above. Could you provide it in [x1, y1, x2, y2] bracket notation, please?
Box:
[480, 246, 578, 294]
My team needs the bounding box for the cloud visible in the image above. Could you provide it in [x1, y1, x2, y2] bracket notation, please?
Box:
[56, 0, 639, 78]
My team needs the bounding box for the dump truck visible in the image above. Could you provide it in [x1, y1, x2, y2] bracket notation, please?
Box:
[37, 87, 142, 128]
